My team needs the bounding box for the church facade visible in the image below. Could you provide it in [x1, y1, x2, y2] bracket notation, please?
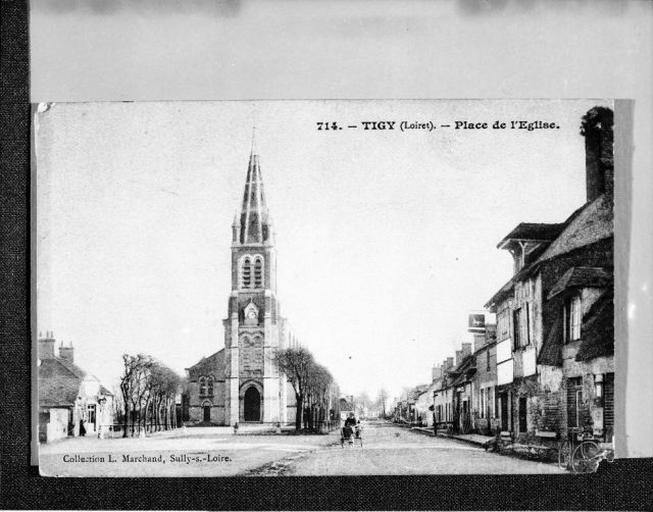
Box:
[185, 145, 298, 426]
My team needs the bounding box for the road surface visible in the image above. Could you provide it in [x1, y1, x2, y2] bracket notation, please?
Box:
[265, 421, 564, 475]
[39, 421, 564, 476]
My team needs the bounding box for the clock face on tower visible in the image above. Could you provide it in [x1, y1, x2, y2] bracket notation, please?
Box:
[243, 300, 259, 325]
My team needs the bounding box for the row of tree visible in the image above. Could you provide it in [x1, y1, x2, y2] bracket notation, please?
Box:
[119, 354, 181, 437]
[274, 347, 338, 432]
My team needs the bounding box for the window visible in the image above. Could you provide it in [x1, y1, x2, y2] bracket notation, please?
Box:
[254, 257, 263, 288]
[566, 377, 583, 427]
[199, 376, 207, 396]
[525, 303, 531, 345]
[486, 350, 491, 371]
[513, 308, 522, 349]
[564, 295, 582, 342]
[87, 404, 96, 426]
[513, 305, 531, 349]
[488, 387, 494, 418]
[241, 257, 252, 288]
[480, 389, 486, 419]
[497, 308, 511, 341]
[207, 376, 213, 396]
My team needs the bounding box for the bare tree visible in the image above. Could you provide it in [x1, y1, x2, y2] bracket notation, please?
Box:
[274, 347, 314, 431]
[119, 354, 180, 437]
[274, 347, 337, 432]
[120, 354, 153, 437]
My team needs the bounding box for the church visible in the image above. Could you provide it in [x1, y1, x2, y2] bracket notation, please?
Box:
[184, 142, 298, 426]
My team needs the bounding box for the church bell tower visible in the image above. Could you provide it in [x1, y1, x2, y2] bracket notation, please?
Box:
[224, 137, 283, 425]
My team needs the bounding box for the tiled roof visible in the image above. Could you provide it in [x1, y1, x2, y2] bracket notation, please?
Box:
[339, 398, 354, 411]
[38, 358, 84, 407]
[484, 278, 515, 310]
[486, 194, 613, 309]
[547, 266, 613, 299]
[497, 222, 566, 248]
[535, 194, 613, 263]
[99, 384, 114, 396]
[576, 289, 614, 362]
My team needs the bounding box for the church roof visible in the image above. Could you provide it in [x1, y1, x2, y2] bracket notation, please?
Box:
[238, 137, 271, 244]
[186, 349, 226, 381]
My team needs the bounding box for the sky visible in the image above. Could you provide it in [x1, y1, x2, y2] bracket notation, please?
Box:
[35, 99, 610, 400]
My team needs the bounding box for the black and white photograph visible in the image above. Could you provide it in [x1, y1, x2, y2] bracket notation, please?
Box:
[34, 99, 616, 477]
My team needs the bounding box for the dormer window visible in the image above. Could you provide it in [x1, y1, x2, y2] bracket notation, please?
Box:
[563, 294, 582, 342]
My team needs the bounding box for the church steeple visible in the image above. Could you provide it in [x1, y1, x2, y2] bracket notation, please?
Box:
[238, 131, 271, 245]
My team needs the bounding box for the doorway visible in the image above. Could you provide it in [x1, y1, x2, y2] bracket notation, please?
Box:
[203, 405, 211, 422]
[500, 393, 509, 430]
[244, 386, 261, 422]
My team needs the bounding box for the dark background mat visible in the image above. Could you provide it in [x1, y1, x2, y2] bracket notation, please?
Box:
[1, 1, 652, 509]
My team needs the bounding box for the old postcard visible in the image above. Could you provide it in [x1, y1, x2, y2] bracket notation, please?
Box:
[35, 99, 616, 476]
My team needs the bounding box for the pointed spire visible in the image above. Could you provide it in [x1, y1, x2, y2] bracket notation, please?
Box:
[238, 133, 270, 244]
[250, 125, 257, 156]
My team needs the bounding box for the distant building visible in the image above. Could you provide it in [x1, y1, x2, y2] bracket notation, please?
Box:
[38, 332, 114, 443]
[339, 396, 354, 421]
[470, 324, 498, 435]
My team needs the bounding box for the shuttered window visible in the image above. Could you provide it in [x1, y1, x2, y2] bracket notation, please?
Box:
[604, 373, 614, 439]
[566, 377, 582, 427]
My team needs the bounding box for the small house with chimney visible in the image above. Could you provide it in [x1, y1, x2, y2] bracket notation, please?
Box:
[38, 332, 114, 443]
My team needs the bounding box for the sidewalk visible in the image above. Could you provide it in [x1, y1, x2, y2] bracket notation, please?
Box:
[409, 426, 494, 448]
[442, 432, 495, 448]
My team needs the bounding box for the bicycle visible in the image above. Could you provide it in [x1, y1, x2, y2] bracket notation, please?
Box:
[557, 428, 593, 470]
[570, 439, 614, 474]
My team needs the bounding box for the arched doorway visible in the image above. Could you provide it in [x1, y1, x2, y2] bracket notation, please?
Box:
[244, 386, 261, 422]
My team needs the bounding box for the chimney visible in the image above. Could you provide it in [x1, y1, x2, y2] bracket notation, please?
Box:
[432, 365, 443, 382]
[59, 341, 74, 363]
[446, 357, 454, 369]
[472, 333, 486, 353]
[581, 106, 614, 203]
[461, 342, 473, 358]
[455, 350, 463, 366]
[38, 331, 56, 359]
